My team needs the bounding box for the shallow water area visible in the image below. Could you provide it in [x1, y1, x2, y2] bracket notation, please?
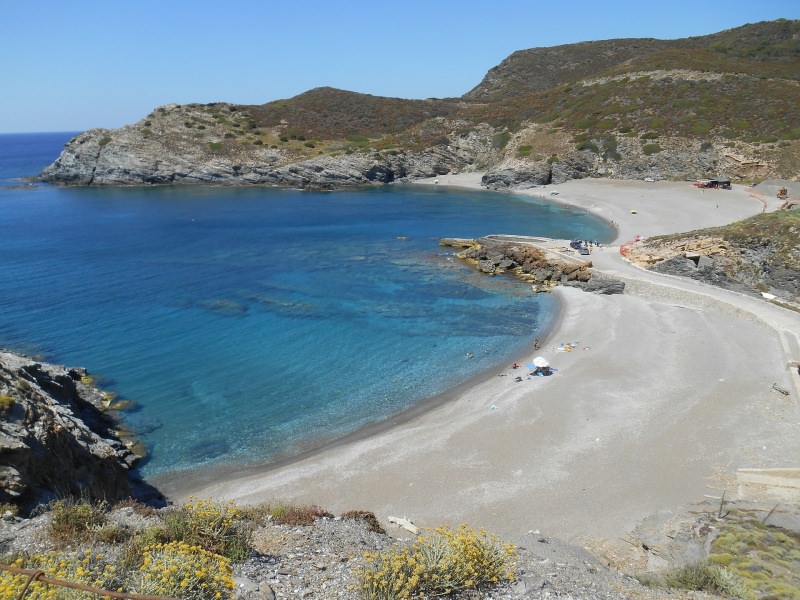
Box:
[0, 133, 614, 478]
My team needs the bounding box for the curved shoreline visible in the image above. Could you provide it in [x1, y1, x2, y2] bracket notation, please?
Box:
[154, 290, 566, 495]
[166, 175, 799, 546]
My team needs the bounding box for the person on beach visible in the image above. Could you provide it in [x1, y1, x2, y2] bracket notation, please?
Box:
[533, 338, 541, 350]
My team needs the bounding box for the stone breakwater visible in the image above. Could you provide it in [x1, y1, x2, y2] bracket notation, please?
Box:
[0, 351, 163, 515]
[440, 236, 625, 295]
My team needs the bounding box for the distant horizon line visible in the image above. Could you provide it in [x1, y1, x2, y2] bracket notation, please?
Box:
[0, 130, 82, 136]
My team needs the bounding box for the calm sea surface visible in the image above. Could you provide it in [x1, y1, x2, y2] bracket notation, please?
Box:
[0, 132, 614, 478]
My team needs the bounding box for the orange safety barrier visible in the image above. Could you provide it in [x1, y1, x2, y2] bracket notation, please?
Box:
[0, 564, 177, 600]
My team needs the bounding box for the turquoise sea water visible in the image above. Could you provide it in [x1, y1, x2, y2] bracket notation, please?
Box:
[0, 133, 614, 479]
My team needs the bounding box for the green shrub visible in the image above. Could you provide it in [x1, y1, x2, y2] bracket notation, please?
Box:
[640, 131, 659, 140]
[304, 141, 316, 148]
[492, 131, 511, 149]
[546, 154, 560, 164]
[141, 128, 151, 138]
[134, 541, 234, 600]
[517, 144, 532, 157]
[98, 136, 112, 147]
[576, 140, 599, 153]
[690, 120, 712, 135]
[700, 141, 713, 151]
[599, 134, 620, 161]
[660, 562, 754, 599]
[642, 143, 662, 155]
[782, 126, 800, 140]
[356, 525, 516, 599]
[208, 142, 223, 152]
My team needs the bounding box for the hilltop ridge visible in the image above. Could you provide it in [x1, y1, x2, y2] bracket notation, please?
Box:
[39, 19, 800, 188]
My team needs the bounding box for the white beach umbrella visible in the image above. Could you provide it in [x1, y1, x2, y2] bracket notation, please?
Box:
[532, 356, 549, 368]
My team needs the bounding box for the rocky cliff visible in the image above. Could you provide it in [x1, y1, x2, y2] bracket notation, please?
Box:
[39, 20, 800, 188]
[39, 107, 497, 189]
[0, 351, 162, 516]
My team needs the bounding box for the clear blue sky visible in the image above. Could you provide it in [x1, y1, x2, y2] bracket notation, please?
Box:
[2, 0, 798, 133]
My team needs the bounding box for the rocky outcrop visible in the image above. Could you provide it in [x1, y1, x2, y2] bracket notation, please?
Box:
[625, 230, 800, 303]
[441, 237, 624, 294]
[38, 107, 499, 188]
[0, 351, 162, 515]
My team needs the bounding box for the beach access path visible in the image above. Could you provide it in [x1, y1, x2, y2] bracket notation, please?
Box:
[170, 175, 799, 550]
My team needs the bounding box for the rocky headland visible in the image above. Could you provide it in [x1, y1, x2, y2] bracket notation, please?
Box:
[37, 20, 800, 189]
[0, 351, 163, 516]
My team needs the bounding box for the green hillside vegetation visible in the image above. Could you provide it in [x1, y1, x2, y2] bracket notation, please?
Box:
[188, 19, 800, 157]
[41, 19, 800, 182]
[246, 87, 461, 140]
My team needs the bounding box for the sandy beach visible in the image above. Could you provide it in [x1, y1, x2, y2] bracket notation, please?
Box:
[166, 175, 800, 548]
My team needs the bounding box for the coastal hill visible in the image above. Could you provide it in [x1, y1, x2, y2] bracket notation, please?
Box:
[40, 19, 800, 188]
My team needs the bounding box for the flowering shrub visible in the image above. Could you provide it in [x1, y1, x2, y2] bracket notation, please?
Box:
[164, 497, 250, 560]
[134, 541, 235, 600]
[356, 525, 517, 599]
[0, 550, 121, 599]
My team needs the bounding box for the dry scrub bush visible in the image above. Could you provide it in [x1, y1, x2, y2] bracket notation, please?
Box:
[356, 524, 517, 599]
[47, 499, 108, 548]
[239, 502, 333, 526]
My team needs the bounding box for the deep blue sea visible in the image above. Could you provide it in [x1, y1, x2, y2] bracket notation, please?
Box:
[0, 132, 614, 479]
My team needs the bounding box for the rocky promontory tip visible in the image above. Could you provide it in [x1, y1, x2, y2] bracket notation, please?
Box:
[441, 236, 625, 294]
[0, 350, 164, 515]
